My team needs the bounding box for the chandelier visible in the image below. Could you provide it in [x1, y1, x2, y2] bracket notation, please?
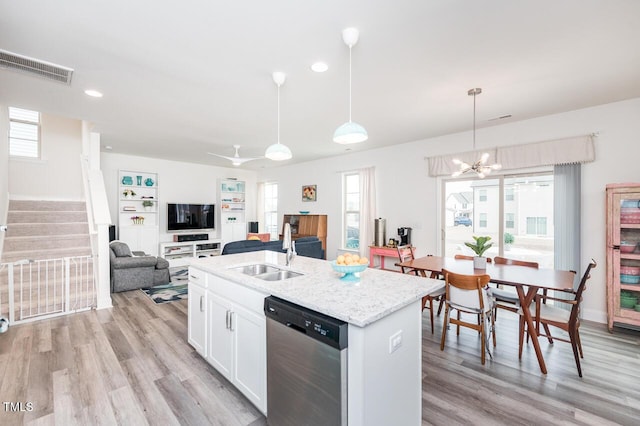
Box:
[452, 88, 501, 178]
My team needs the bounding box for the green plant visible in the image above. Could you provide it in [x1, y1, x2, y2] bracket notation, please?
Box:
[464, 236, 493, 257]
[504, 232, 515, 245]
[142, 200, 154, 207]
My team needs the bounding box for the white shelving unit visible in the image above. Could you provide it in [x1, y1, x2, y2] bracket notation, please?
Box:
[218, 179, 247, 247]
[118, 170, 159, 256]
[160, 239, 222, 267]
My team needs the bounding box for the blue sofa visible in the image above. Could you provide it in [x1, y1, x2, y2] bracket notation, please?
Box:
[222, 236, 324, 259]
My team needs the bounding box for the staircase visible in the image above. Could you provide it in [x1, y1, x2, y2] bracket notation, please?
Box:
[1, 200, 95, 324]
[1, 200, 91, 263]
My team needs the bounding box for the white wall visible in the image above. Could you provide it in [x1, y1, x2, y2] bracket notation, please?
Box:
[8, 113, 84, 200]
[258, 97, 640, 323]
[101, 153, 258, 244]
[0, 105, 9, 258]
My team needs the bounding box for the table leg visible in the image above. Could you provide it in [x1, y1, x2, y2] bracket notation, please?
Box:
[516, 285, 547, 374]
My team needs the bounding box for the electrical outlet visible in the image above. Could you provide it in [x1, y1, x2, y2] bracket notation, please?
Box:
[0, 225, 7, 232]
[389, 330, 403, 354]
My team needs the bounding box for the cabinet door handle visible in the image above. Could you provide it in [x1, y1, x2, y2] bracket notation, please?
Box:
[200, 295, 204, 312]
[190, 274, 198, 279]
[229, 311, 235, 331]
[225, 310, 230, 329]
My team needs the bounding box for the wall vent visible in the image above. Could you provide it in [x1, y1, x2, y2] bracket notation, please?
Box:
[0, 49, 73, 85]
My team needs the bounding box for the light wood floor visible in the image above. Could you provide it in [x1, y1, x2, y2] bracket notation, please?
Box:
[1, 290, 639, 425]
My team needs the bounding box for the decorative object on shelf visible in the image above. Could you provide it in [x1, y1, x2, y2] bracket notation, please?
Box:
[620, 291, 638, 308]
[299, 210, 310, 215]
[620, 241, 637, 253]
[208, 144, 262, 166]
[142, 200, 154, 211]
[144, 177, 154, 186]
[302, 185, 317, 202]
[136, 175, 142, 185]
[121, 176, 133, 185]
[131, 215, 145, 225]
[334, 27, 368, 144]
[123, 189, 136, 199]
[265, 71, 293, 161]
[452, 88, 502, 178]
[464, 235, 493, 269]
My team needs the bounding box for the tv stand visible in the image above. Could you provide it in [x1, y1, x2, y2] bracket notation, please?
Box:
[160, 239, 222, 267]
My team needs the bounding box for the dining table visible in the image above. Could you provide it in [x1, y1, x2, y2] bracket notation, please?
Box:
[395, 255, 577, 374]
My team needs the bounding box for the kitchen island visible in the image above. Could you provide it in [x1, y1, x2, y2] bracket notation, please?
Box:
[188, 251, 442, 426]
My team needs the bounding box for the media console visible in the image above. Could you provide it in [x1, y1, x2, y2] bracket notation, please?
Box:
[160, 239, 222, 267]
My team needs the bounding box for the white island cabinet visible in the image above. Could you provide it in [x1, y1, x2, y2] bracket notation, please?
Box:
[188, 251, 442, 425]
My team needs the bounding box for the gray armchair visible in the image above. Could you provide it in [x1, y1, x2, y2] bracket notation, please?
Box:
[109, 241, 170, 292]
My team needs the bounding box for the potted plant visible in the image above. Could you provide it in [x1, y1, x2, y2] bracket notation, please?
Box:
[123, 189, 136, 199]
[464, 235, 493, 269]
[142, 200, 154, 211]
[504, 232, 515, 251]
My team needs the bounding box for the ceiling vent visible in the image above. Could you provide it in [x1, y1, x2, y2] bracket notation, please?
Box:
[0, 49, 73, 85]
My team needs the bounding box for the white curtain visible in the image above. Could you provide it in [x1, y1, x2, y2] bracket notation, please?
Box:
[359, 167, 376, 258]
[554, 163, 581, 304]
[256, 182, 265, 233]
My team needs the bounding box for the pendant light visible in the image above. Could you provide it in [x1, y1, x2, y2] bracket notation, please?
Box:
[265, 71, 293, 161]
[333, 27, 368, 144]
[452, 88, 501, 178]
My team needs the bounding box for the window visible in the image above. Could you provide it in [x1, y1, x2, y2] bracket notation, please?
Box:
[526, 217, 548, 235]
[343, 172, 360, 249]
[479, 189, 487, 202]
[479, 213, 488, 228]
[505, 187, 514, 201]
[9, 107, 40, 158]
[263, 182, 278, 240]
[505, 213, 515, 229]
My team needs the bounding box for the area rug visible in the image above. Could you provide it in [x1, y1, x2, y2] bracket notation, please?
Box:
[141, 267, 189, 304]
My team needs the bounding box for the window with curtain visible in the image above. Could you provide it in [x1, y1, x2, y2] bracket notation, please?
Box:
[343, 172, 360, 250]
[9, 107, 40, 158]
[263, 182, 278, 240]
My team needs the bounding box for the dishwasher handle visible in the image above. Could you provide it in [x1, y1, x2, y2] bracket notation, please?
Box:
[285, 322, 307, 334]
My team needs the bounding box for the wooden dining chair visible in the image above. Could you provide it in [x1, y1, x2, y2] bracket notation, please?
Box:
[518, 259, 596, 377]
[454, 254, 492, 263]
[397, 245, 445, 334]
[440, 269, 496, 365]
[491, 256, 539, 320]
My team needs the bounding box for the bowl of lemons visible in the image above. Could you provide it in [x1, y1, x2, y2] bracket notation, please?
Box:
[331, 253, 369, 282]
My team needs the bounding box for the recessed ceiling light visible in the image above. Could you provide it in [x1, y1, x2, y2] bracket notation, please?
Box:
[311, 62, 328, 73]
[84, 89, 103, 98]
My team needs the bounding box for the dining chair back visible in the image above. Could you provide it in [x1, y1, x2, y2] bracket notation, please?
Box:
[396, 245, 445, 334]
[440, 269, 495, 365]
[492, 257, 539, 318]
[520, 259, 597, 377]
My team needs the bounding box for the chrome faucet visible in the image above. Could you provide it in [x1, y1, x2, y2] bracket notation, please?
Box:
[283, 223, 296, 266]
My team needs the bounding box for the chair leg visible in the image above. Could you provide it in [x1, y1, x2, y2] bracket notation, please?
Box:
[576, 326, 584, 358]
[429, 297, 435, 335]
[456, 310, 461, 336]
[480, 313, 486, 365]
[542, 323, 554, 344]
[440, 306, 450, 351]
[518, 316, 525, 359]
[568, 327, 583, 378]
[437, 297, 445, 316]
[491, 311, 497, 347]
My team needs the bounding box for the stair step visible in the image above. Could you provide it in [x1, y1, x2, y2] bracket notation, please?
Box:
[1, 247, 92, 263]
[6, 223, 90, 238]
[2, 235, 91, 254]
[9, 200, 86, 212]
[7, 211, 88, 224]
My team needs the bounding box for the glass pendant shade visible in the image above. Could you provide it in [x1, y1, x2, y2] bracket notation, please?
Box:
[265, 142, 292, 161]
[333, 121, 368, 144]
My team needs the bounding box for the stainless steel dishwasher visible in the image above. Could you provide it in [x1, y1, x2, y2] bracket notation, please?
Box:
[264, 296, 348, 426]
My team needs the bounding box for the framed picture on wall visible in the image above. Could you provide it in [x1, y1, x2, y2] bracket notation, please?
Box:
[302, 185, 317, 202]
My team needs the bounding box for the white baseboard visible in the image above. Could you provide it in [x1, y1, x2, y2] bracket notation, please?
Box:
[582, 307, 607, 324]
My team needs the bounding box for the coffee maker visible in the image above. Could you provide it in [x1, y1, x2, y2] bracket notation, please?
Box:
[397, 227, 412, 246]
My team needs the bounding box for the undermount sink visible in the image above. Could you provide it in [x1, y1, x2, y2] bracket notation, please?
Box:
[256, 270, 303, 281]
[232, 264, 280, 276]
[231, 264, 303, 281]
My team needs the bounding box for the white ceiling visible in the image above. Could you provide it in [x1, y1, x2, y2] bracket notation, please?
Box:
[1, 0, 639, 169]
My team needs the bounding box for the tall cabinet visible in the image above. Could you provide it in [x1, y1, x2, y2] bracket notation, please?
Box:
[118, 170, 159, 256]
[218, 179, 247, 247]
[606, 183, 640, 331]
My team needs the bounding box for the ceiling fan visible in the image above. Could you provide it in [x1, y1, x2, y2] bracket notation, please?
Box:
[207, 144, 263, 166]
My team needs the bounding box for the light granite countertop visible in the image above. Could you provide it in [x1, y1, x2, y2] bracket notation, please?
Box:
[189, 251, 443, 327]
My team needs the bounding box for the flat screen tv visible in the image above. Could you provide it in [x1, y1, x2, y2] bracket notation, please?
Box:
[167, 203, 215, 231]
